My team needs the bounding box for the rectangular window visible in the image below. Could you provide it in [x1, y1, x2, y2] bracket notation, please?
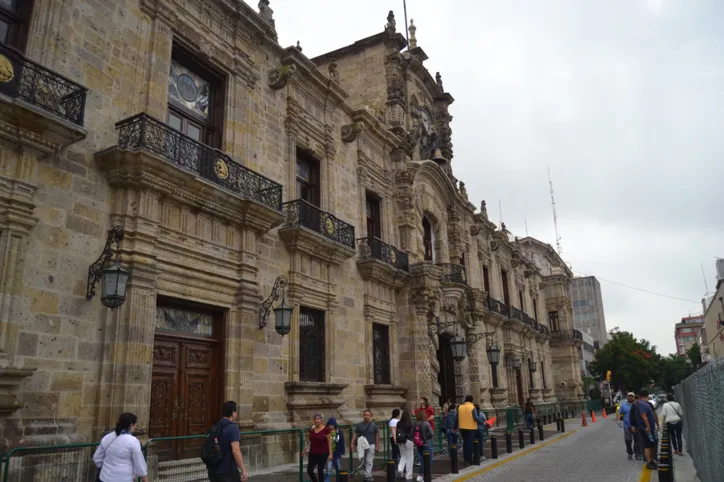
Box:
[372, 323, 391, 384]
[296, 149, 320, 207]
[549, 311, 560, 331]
[501, 269, 510, 307]
[541, 362, 547, 389]
[299, 307, 325, 382]
[167, 46, 224, 148]
[365, 192, 381, 239]
[483, 266, 490, 294]
[533, 299, 539, 322]
[0, 0, 32, 52]
[518, 290, 525, 311]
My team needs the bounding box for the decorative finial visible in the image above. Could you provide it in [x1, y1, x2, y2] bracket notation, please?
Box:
[409, 19, 417, 49]
[386, 10, 396, 35]
[436, 72, 443, 92]
[258, 0, 275, 28]
[501, 222, 507, 231]
[458, 181, 468, 200]
[295, 41, 302, 52]
[480, 200, 488, 218]
[328, 58, 339, 83]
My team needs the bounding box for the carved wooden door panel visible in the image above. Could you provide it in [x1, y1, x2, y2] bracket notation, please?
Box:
[178, 341, 218, 459]
[515, 369, 524, 406]
[149, 339, 181, 460]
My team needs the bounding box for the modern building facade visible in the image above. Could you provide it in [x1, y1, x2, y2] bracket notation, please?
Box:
[675, 316, 705, 357]
[0, 0, 583, 454]
[570, 276, 608, 348]
[579, 330, 595, 377]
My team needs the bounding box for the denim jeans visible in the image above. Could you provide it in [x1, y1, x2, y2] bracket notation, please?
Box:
[667, 421, 683, 453]
[525, 413, 534, 429]
[460, 429, 475, 464]
[324, 457, 342, 482]
[446, 429, 458, 448]
[417, 441, 433, 476]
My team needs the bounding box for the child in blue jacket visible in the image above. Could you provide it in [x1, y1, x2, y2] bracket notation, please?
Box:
[325, 417, 345, 482]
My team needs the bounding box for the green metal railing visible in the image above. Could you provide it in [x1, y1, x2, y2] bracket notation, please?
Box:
[2, 442, 100, 481]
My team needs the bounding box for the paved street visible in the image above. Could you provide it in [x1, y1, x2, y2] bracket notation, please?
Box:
[448, 417, 653, 482]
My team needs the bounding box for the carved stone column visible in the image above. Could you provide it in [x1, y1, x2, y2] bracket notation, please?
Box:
[144, 18, 174, 120]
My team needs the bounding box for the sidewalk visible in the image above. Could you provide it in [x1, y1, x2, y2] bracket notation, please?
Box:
[672, 436, 701, 482]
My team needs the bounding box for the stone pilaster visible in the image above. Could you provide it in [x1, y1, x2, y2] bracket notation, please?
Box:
[144, 18, 174, 120]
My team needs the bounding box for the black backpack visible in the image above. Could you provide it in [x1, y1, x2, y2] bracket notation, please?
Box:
[200, 422, 226, 468]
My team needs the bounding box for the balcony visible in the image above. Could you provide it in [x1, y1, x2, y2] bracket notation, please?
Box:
[0, 43, 88, 152]
[95, 113, 284, 232]
[510, 306, 524, 323]
[488, 297, 509, 317]
[551, 329, 584, 344]
[356, 237, 409, 288]
[537, 324, 550, 336]
[279, 199, 356, 265]
[438, 264, 468, 285]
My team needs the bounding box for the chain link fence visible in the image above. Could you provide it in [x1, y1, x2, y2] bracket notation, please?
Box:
[674, 357, 724, 482]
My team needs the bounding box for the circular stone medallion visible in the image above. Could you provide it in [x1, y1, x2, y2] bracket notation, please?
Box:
[214, 159, 229, 180]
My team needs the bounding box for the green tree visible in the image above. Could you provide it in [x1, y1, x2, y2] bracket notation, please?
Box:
[655, 354, 693, 391]
[588, 331, 657, 392]
[686, 343, 702, 368]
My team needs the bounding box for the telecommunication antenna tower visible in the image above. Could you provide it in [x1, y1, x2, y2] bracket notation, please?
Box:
[548, 166, 562, 256]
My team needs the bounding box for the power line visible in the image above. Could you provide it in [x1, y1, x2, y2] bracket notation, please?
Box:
[571, 269, 701, 304]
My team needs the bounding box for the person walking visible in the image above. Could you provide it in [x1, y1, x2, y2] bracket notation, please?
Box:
[456, 395, 477, 466]
[473, 404, 487, 461]
[413, 397, 435, 467]
[303, 413, 333, 482]
[324, 417, 345, 482]
[389, 409, 402, 467]
[618, 392, 641, 460]
[635, 390, 658, 470]
[351, 409, 380, 482]
[413, 410, 434, 482]
[444, 403, 458, 450]
[93, 413, 148, 482]
[524, 398, 536, 430]
[660, 394, 684, 455]
[396, 410, 414, 481]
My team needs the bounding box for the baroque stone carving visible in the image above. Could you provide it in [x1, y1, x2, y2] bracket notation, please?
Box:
[328, 58, 339, 83]
[480, 200, 488, 218]
[436, 72, 443, 91]
[340, 123, 361, 143]
[408, 19, 417, 48]
[258, 0, 275, 28]
[385, 10, 396, 35]
[458, 181, 468, 200]
[268, 64, 295, 89]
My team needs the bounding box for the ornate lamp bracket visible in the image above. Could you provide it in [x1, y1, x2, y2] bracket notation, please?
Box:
[86, 226, 124, 300]
[427, 321, 456, 338]
[466, 331, 496, 347]
[259, 275, 288, 329]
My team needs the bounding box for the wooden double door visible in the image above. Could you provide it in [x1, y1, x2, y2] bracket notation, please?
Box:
[437, 336, 457, 405]
[149, 332, 221, 460]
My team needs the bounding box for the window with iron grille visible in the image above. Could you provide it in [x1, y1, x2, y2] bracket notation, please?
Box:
[299, 307, 325, 382]
[372, 323, 391, 384]
[0, 1, 32, 52]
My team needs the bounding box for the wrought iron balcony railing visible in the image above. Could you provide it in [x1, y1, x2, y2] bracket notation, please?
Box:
[116, 114, 282, 211]
[551, 329, 583, 341]
[523, 313, 538, 329]
[538, 324, 550, 336]
[283, 199, 355, 249]
[438, 264, 468, 285]
[357, 237, 409, 272]
[0, 43, 88, 126]
[510, 306, 524, 323]
[488, 297, 509, 317]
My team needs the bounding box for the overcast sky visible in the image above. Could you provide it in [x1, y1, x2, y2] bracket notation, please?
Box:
[270, 0, 724, 355]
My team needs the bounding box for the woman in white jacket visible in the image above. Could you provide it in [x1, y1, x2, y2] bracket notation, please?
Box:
[92, 413, 148, 482]
[660, 394, 684, 455]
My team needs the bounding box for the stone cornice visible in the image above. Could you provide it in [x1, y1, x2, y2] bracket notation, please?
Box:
[278, 226, 356, 266]
[357, 259, 409, 290]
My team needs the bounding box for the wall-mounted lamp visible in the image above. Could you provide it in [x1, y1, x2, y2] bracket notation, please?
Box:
[529, 358, 538, 372]
[86, 226, 130, 309]
[259, 275, 293, 336]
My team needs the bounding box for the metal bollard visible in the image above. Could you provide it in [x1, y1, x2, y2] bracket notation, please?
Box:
[657, 464, 672, 482]
[518, 429, 525, 449]
[473, 439, 481, 466]
[556, 418, 561, 432]
[560, 417, 565, 433]
[423, 450, 432, 482]
[387, 459, 396, 482]
[491, 435, 498, 459]
[450, 444, 459, 474]
[338, 470, 349, 482]
[538, 421, 545, 441]
[529, 428, 535, 445]
[505, 432, 513, 453]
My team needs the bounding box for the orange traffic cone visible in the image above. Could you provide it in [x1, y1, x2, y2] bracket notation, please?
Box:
[581, 411, 588, 427]
[602, 408, 608, 419]
[591, 410, 597, 423]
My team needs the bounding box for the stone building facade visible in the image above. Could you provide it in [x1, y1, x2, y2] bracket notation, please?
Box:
[0, 0, 582, 451]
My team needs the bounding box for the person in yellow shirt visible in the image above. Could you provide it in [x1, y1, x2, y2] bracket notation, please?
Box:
[457, 395, 478, 466]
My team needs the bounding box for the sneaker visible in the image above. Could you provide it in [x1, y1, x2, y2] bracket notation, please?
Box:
[628, 454, 633, 460]
[647, 461, 658, 470]
[417, 476, 424, 482]
[635, 455, 642, 460]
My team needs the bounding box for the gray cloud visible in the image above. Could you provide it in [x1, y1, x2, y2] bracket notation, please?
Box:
[273, 0, 724, 354]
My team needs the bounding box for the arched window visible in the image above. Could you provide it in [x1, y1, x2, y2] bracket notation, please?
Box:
[423, 216, 434, 262]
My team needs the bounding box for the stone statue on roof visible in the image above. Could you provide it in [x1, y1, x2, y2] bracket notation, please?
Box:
[386, 11, 396, 35]
[409, 19, 417, 49]
[436, 72, 444, 92]
[259, 0, 275, 27]
[328, 58, 339, 83]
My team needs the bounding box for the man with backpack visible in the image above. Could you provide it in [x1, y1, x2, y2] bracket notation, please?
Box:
[201, 401, 248, 482]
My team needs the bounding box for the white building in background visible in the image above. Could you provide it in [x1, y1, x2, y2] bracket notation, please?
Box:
[570, 276, 609, 348]
[580, 331, 596, 376]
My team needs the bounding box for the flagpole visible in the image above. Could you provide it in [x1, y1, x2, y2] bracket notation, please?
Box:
[403, 0, 409, 48]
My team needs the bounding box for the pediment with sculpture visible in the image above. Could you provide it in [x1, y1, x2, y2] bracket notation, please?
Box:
[408, 94, 440, 160]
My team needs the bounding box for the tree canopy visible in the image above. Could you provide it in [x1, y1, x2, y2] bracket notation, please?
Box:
[588, 331, 693, 393]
